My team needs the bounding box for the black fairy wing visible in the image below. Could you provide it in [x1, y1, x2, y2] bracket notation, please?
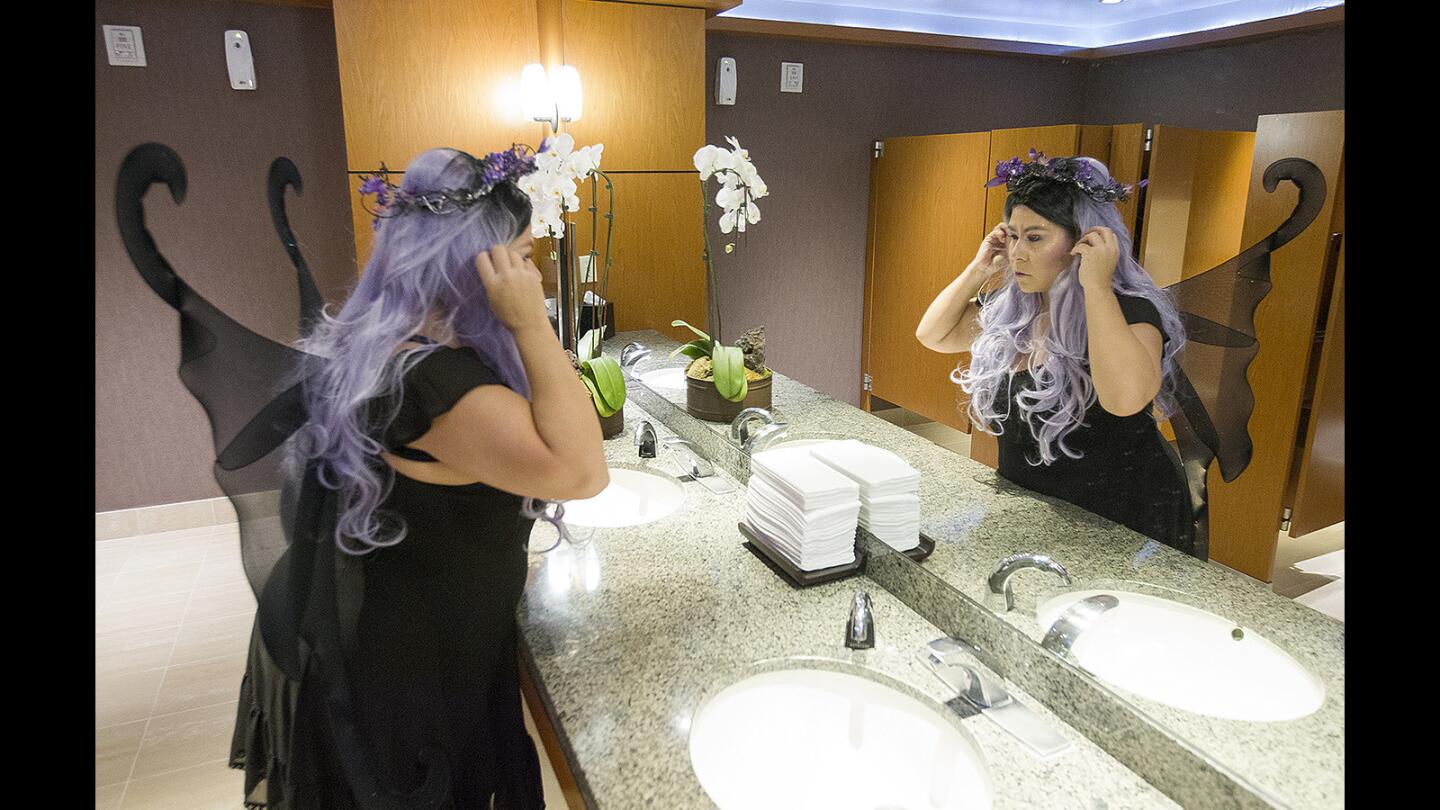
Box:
[1165, 157, 1327, 558]
[268, 156, 327, 337]
[115, 143, 312, 603]
[115, 143, 450, 809]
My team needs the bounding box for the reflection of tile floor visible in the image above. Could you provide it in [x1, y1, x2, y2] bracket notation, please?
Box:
[95, 526, 569, 809]
[891, 410, 1344, 614]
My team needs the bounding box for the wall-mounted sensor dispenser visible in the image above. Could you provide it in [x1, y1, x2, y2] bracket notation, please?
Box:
[715, 57, 736, 106]
[225, 30, 257, 90]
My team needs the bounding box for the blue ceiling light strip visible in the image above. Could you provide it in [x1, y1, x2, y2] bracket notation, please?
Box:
[717, 0, 1344, 49]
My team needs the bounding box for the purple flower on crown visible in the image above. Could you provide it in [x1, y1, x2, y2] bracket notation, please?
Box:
[358, 176, 386, 196]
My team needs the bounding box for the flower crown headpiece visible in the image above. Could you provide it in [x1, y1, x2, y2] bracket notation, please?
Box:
[985, 149, 1145, 204]
[357, 144, 541, 229]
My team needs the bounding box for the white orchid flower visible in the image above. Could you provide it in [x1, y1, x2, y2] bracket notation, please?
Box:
[718, 208, 739, 234]
[693, 145, 719, 180]
[715, 184, 745, 211]
[745, 201, 761, 225]
[724, 135, 750, 162]
[567, 143, 604, 177]
[712, 147, 738, 174]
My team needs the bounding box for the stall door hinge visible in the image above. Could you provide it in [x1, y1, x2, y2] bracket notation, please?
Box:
[873, 140, 885, 159]
[863, 372, 874, 392]
[1280, 506, 1293, 533]
[1144, 128, 1153, 152]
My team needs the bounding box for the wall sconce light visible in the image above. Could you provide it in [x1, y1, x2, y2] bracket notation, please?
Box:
[522, 63, 583, 131]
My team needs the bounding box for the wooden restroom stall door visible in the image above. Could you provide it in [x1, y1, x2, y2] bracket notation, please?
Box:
[1206, 110, 1344, 580]
[862, 133, 992, 430]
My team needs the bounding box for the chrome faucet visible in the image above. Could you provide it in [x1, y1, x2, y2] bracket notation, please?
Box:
[1040, 594, 1119, 658]
[661, 436, 715, 479]
[920, 638, 1011, 709]
[635, 420, 658, 459]
[919, 637, 1073, 759]
[846, 591, 875, 650]
[986, 553, 1072, 612]
[743, 422, 790, 454]
[619, 342, 651, 370]
[730, 407, 776, 446]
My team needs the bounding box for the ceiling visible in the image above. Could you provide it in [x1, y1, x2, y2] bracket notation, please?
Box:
[717, 1, 1345, 49]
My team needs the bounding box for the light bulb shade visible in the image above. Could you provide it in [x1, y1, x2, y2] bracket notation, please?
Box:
[522, 63, 553, 123]
[553, 64, 583, 123]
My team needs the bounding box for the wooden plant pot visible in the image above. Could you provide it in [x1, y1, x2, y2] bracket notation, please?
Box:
[598, 404, 625, 439]
[685, 374, 772, 423]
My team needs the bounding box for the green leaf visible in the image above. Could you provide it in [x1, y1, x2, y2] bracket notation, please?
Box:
[576, 364, 622, 415]
[577, 329, 603, 363]
[668, 341, 711, 361]
[671, 319, 712, 343]
[586, 357, 626, 413]
[578, 374, 618, 418]
[712, 345, 748, 402]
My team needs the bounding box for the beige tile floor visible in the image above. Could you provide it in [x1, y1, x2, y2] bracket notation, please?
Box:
[95, 525, 569, 809]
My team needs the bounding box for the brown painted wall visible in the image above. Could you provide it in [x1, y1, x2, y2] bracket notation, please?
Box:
[704, 25, 1343, 407]
[704, 33, 1088, 405]
[96, 0, 355, 511]
[1081, 26, 1344, 132]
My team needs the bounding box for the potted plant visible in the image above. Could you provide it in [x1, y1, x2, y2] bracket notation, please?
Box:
[681, 136, 772, 421]
[670, 320, 771, 422]
[573, 328, 626, 438]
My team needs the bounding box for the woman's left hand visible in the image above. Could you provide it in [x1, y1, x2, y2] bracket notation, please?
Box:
[1071, 226, 1121, 290]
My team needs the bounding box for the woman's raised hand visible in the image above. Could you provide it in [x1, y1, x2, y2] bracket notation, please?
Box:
[1071, 226, 1121, 290]
[971, 223, 1011, 279]
[476, 244, 548, 333]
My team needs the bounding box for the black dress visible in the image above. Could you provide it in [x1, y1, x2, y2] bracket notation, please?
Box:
[232, 345, 545, 809]
[990, 295, 1194, 554]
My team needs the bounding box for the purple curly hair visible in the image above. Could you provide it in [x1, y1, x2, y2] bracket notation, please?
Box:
[955, 157, 1185, 466]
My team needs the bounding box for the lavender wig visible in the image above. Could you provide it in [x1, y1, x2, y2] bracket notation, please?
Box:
[955, 157, 1186, 466]
[294, 147, 533, 554]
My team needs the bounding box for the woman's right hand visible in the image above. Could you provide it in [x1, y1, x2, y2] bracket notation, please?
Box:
[970, 223, 1011, 279]
[476, 244, 548, 333]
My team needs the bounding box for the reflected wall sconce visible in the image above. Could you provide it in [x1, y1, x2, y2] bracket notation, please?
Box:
[522, 63, 583, 132]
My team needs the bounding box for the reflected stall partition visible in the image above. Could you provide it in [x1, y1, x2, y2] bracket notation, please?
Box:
[613, 112, 1343, 810]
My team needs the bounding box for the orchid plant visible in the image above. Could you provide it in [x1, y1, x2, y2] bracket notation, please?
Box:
[670, 320, 750, 403]
[575, 328, 625, 417]
[517, 133, 615, 355]
[692, 136, 769, 343]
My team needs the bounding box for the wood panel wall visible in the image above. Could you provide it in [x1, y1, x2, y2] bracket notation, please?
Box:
[333, 0, 708, 340]
[1207, 110, 1344, 579]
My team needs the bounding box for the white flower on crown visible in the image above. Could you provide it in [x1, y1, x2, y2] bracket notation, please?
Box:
[693, 135, 767, 235]
[519, 133, 605, 239]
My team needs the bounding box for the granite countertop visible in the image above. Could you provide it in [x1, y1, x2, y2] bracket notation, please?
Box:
[605, 329, 1344, 809]
[518, 400, 1178, 810]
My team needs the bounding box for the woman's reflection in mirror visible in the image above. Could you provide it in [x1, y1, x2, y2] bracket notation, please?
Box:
[916, 153, 1194, 555]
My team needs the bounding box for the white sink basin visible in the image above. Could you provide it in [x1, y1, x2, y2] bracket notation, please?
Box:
[690, 667, 993, 810]
[1036, 590, 1324, 722]
[638, 366, 688, 392]
[559, 468, 685, 528]
[771, 438, 835, 450]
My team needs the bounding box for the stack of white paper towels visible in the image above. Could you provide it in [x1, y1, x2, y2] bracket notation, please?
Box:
[809, 439, 921, 552]
[744, 445, 861, 571]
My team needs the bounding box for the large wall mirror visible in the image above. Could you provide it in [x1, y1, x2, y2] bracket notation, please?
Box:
[613, 103, 1343, 809]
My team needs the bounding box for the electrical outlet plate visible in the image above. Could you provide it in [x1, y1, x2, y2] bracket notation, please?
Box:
[781, 62, 803, 93]
[103, 25, 147, 67]
[579, 254, 596, 283]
